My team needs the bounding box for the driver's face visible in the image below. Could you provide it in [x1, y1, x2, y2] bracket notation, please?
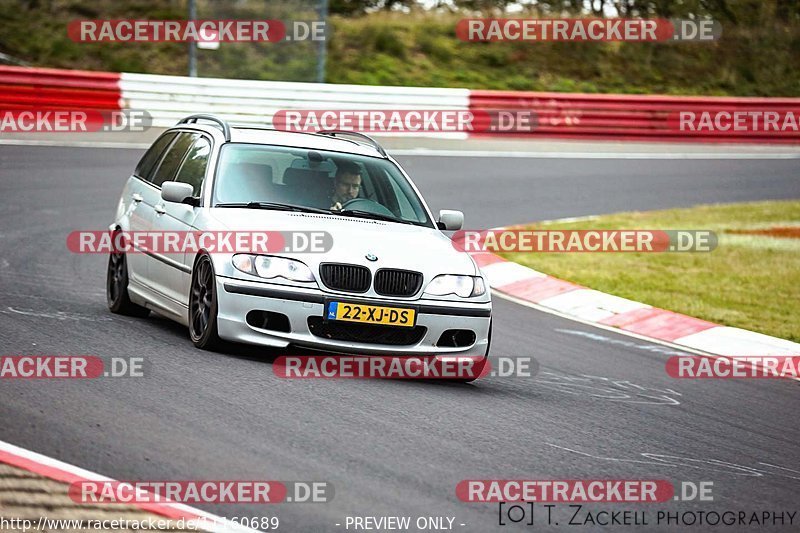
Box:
[335, 172, 361, 201]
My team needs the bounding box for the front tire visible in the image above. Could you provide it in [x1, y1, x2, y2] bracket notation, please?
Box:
[189, 254, 222, 350]
[107, 251, 150, 317]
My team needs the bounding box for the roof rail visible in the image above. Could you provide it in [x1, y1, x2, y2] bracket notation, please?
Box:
[177, 114, 231, 142]
[229, 124, 375, 152]
[316, 130, 387, 158]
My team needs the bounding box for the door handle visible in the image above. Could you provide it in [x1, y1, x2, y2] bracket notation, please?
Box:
[154, 204, 166, 215]
[131, 193, 143, 203]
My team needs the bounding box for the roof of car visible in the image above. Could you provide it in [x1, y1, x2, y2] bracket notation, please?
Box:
[233, 127, 385, 157]
[175, 122, 387, 158]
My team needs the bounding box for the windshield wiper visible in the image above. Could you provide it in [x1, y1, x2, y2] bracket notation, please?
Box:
[334, 208, 410, 225]
[215, 202, 331, 214]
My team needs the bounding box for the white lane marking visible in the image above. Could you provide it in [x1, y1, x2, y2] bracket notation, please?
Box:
[555, 329, 689, 356]
[1, 139, 799, 158]
[2, 306, 112, 322]
[534, 215, 600, 225]
[546, 443, 800, 479]
[757, 463, 800, 477]
[534, 371, 682, 405]
[0, 291, 106, 300]
[0, 439, 263, 533]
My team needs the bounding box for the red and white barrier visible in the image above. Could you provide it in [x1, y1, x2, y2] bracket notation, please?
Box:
[119, 72, 469, 133]
[0, 66, 121, 112]
[1, 65, 799, 143]
[469, 90, 800, 143]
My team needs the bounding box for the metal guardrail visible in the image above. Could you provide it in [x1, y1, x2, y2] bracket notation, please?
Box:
[0, 66, 121, 111]
[469, 90, 800, 143]
[1, 65, 798, 144]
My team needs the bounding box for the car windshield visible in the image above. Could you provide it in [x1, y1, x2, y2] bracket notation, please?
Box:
[212, 143, 433, 227]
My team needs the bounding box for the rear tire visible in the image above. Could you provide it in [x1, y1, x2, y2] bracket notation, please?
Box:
[189, 254, 222, 350]
[107, 250, 150, 318]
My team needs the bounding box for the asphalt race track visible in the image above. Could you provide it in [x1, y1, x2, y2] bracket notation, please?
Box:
[1, 144, 799, 531]
[400, 155, 800, 228]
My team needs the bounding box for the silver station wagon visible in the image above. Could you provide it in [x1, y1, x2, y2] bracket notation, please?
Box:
[107, 115, 492, 367]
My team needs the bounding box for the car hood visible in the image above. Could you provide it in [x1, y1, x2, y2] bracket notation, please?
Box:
[205, 209, 477, 276]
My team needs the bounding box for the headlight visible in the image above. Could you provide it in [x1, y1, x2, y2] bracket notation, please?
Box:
[232, 254, 315, 282]
[424, 275, 486, 298]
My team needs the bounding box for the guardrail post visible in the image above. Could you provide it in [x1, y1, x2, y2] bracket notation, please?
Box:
[188, 0, 197, 77]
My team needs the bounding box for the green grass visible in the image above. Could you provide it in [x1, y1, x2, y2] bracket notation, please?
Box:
[1, 3, 800, 95]
[499, 201, 800, 342]
[328, 13, 800, 96]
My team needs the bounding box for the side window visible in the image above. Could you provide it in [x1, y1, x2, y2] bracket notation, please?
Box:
[174, 136, 211, 196]
[134, 132, 176, 181]
[150, 132, 196, 188]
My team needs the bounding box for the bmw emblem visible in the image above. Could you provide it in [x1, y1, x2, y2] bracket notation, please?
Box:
[365, 253, 378, 262]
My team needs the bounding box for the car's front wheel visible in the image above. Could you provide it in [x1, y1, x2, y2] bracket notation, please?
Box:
[189, 254, 222, 349]
[107, 250, 150, 317]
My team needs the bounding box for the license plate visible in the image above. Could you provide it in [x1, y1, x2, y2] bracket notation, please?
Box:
[326, 301, 416, 327]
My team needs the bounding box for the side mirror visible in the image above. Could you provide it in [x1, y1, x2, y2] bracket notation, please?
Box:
[161, 181, 196, 205]
[437, 209, 464, 231]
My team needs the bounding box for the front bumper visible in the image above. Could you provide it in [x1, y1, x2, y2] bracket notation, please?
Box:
[216, 276, 491, 356]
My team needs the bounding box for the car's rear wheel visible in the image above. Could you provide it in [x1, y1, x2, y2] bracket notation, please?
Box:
[189, 254, 221, 349]
[107, 250, 150, 317]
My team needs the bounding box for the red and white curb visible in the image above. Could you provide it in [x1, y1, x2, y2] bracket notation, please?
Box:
[0, 439, 261, 533]
[471, 251, 800, 357]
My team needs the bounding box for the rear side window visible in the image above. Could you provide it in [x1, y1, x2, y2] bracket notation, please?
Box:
[174, 136, 211, 196]
[134, 132, 176, 181]
[150, 132, 196, 187]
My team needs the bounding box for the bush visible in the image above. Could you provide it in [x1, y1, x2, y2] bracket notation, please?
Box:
[1, 2, 798, 95]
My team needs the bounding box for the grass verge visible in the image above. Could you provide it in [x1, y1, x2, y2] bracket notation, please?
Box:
[499, 200, 800, 342]
[1, 3, 799, 95]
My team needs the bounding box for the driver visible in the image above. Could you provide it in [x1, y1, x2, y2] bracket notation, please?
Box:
[330, 162, 362, 211]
